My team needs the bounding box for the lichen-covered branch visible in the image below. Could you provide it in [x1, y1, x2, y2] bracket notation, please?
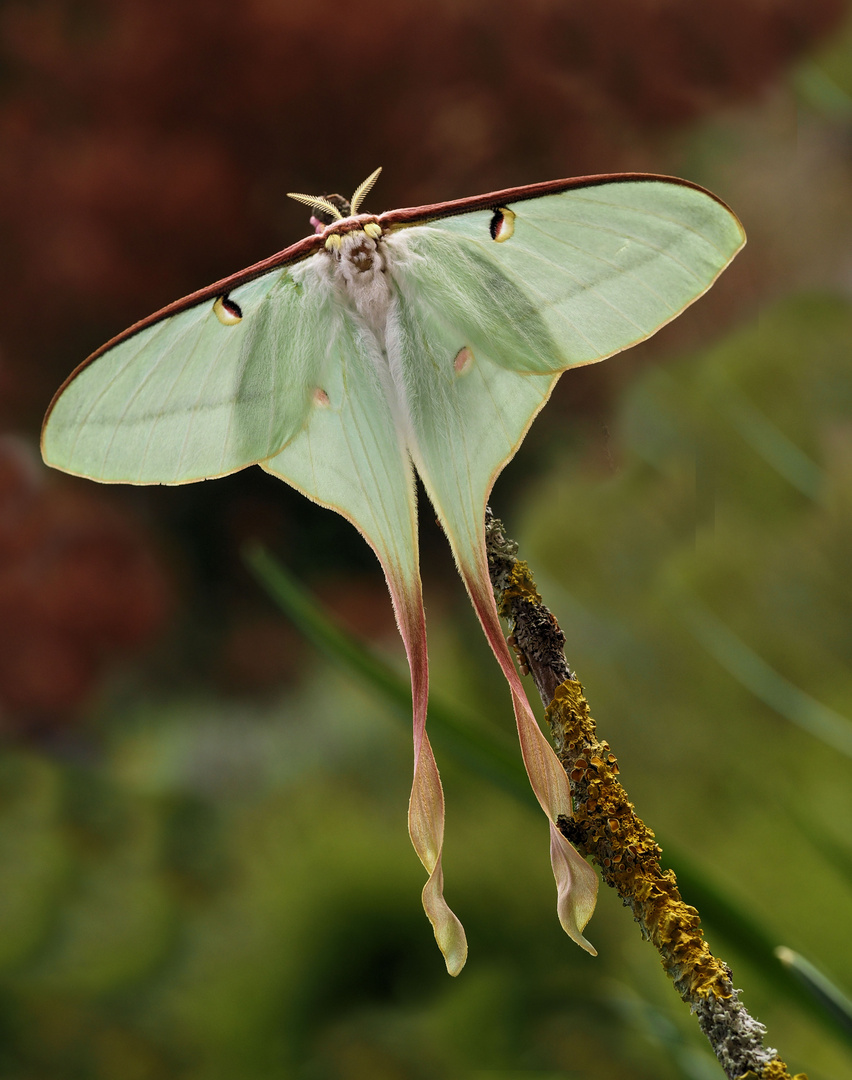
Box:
[484, 507, 807, 1080]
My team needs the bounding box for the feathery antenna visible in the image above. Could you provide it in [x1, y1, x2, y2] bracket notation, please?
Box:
[350, 166, 382, 215]
[287, 167, 383, 223]
[286, 192, 344, 220]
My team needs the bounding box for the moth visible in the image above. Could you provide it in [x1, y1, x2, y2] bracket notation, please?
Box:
[42, 167, 745, 974]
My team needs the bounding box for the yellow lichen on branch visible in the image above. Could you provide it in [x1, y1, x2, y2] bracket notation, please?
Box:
[738, 1068, 809, 1080]
[546, 679, 732, 1001]
[497, 561, 542, 614]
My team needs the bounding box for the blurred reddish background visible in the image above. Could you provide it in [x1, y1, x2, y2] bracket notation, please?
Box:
[0, 0, 848, 729]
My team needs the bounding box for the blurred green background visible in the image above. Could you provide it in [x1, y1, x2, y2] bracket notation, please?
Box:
[1, 1, 852, 1077]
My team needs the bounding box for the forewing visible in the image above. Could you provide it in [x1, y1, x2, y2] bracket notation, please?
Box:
[42, 254, 329, 484]
[385, 177, 745, 375]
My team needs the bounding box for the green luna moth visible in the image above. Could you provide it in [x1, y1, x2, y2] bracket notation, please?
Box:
[41, 167, 745, 975]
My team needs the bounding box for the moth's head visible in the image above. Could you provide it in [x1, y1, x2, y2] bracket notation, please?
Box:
[287, 166, 383, 234]
[322, 219, 383, 255]
[309, 194, 351, 233]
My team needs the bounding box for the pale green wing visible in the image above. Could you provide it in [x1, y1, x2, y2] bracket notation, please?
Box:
[384, 178, 744, 952]
[386, 178, 745, 375]
[388, 284, 556, 560]
[261, 300, 419, 589]
[42, 257, 331, 484]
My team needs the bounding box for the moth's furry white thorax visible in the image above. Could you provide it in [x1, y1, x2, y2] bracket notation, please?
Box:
[332, 229, 391, 332]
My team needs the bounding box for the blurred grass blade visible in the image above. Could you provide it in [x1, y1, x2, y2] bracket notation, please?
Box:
[724, 387, 824, 501]
[775, 948, 852, 1034]
[676, 595, 852, 758]
[782, 801, 852, 886]
[245, 542, 408, 709]
[243, 543, 532, 802]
